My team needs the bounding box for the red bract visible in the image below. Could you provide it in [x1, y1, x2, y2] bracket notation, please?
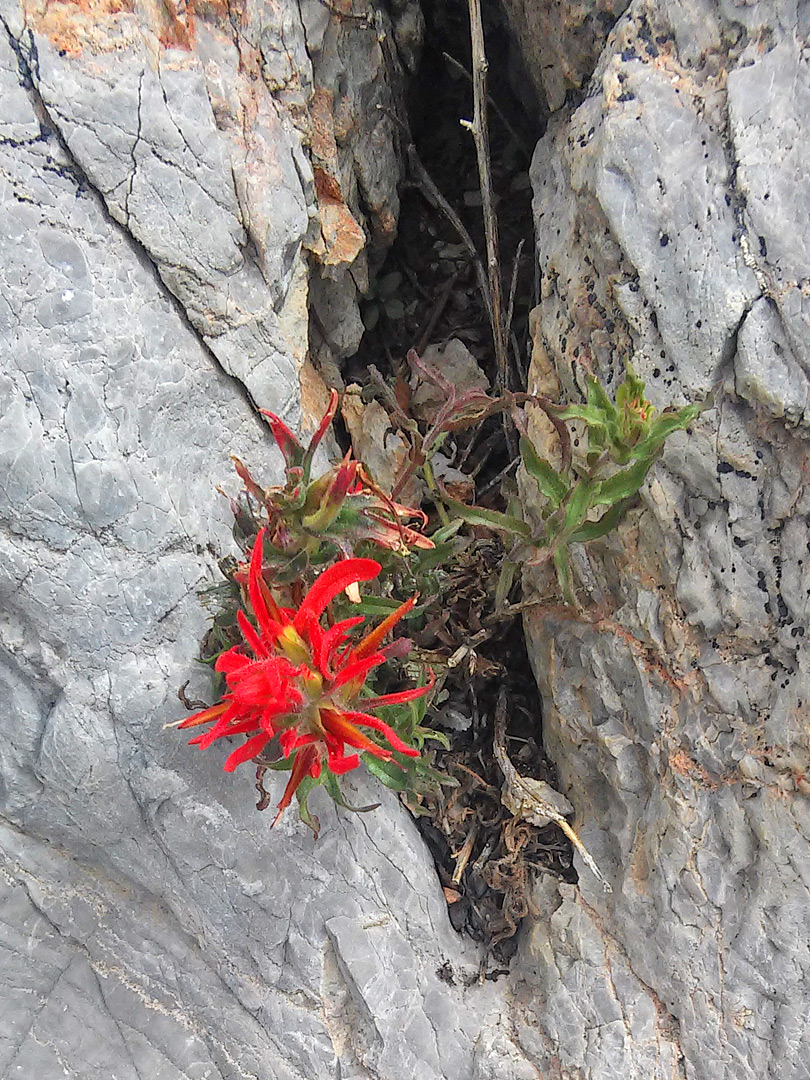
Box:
[173, 529, 430, 824]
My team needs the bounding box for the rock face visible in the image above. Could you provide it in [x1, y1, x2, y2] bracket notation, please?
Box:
[4, 0, 810, 1076]
[520, 1, 810, 1077]
[0, 1, 535, 1077]
[499, 0, 631, 112]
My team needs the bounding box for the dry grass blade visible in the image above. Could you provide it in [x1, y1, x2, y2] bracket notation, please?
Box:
[492, 690, 612, 892]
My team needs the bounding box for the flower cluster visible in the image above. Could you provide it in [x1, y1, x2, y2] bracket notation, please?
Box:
[228, 390, 433, 579]
[174, 528, 430, 823]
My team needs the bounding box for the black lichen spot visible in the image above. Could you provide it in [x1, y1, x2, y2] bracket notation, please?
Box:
[759, 236, 768, 257]
[660, 233, 670, 247]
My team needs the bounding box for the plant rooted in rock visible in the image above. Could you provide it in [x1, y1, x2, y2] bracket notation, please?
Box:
[445, 366, 703, 604]
[227, 390, 433, 587]
[171, 528, 433, 832]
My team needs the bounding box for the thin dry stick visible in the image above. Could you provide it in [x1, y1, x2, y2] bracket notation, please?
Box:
[406, 145, 493, 326]
[461, 0, 508, 392]
[505, 238, 526, 351]
[415, 270, 459, 354]
[442, 51, 531, 156]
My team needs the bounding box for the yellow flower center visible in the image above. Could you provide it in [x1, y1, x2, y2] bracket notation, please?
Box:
[277, 624, 310, 664]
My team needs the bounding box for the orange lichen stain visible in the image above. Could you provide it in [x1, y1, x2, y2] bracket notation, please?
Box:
[313, 165, 365, 268]
[22, 0, 204, 56]
[23, 0, 136, 56]
[313, 167, 342, 204]
[156, 0, 195, 50]
[299, 360, 333, 433]
[310, 87, 338, 164]
[668, 749, 721, 790]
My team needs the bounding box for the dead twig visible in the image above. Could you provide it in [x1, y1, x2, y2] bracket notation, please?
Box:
[415, 270, 459, 354]
[504, 238, 526, 371]
[461, 0, 508, 392]
[476, 455, 520, 498]
[492, 689, 612, 892]
[315, 0, 373, 25]
[177, 681, 208, 711]
[451, 822, 480, 883]
[406, 144, 493, 327]
[442, 51, 532, 157]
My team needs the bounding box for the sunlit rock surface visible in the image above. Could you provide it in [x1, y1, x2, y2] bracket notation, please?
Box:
[521, 1, 810, 1077]
[0, 1, 532, 1077]
[4, 0, 810, 1076]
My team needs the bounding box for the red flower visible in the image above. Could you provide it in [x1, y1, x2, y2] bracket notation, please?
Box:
[173, 529, 430, 823]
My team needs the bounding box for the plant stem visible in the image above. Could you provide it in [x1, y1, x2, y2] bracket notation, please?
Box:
[463, 0, 508, 392]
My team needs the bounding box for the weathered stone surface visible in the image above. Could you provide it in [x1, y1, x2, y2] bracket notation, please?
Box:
[521, 1, 810, 1077]
[1, 0, 417, 404]
[499, 0, 631, 112]
[0, 4, 539, 1078]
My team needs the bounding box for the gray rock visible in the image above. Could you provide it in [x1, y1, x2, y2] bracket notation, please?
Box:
[0, 5, 541, 1078]
[728, 36, 810, 374]
[0, 0, 413, 410]
[499, 0, 631, 112]
[521, 2, 810, 1078]
[735, 299, 810, 427]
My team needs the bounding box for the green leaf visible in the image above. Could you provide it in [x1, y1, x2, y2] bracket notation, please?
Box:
[352, 596, 423, 619]
[592, 458, 653, 506]
[443, 496, 532, 538]
[363, 303, 380, 331]
[563, 478, 595, 533]
[637, 404, 703, 453]
[615, 365, 647, 413]
[261, 756, 294, 772]
[553, 547, 576, 606]
[408, 539, 459, 573]
[414, 726, 451, 750]
[295, 776, 322, 837]
[587, 424, 607, 454]
[364, 755, 410, 790]
[586, 374, 618, 421]
[557, 403, 609, 428]
[322, 771, 381, 813]
[495, 559, 516, 609]
[520, 437, 569, 507]
[569, 498, 634, 542]
[430, 519, 465, 544]
[384, 298, 405, 321]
